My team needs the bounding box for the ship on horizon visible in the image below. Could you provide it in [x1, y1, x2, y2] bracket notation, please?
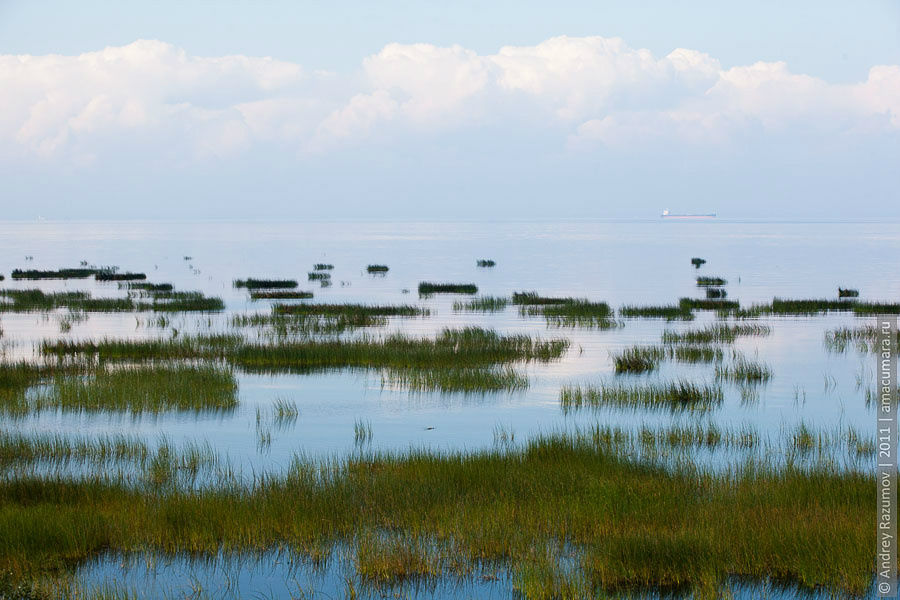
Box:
[661, 209, 717, 219]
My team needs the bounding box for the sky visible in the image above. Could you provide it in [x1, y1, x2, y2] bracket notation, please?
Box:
[1, 0, 899, 220]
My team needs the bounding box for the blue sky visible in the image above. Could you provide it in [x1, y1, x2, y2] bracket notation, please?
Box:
[1, 1, 898, 220]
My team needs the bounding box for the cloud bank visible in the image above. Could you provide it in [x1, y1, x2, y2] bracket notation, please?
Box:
[3, 36, 898, 164]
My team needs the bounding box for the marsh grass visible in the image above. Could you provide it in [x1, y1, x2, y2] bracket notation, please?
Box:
[618, 305, 693, 320]
[452, 296, 509, 312]
[705, 288, 727, 299]
[0, 431, 878, 597]
[233, 312, 387, 335]
[366, 265, 389, 273]
[732, 298, 900, 316]
[418, 282, 478, 295]
[353, 419, 373, 444]
[381, 367, 528, 393]
[308, 272, 331, 281]
[234, 279, 299, 290]
[678, 298, 740, 311]
[42, 328, 569, 371]
[123, 283, 173, 292]
[662, 323, 770, 344]
[613, 345, 724, 373]
[511, 292, 573, 305]
[1, 365, 238, 415]
[560, 380, 724, 412]
[690, 258, 706, 268]
[696, 276, 727, 286]
[521, 299, 618, 328]
[823, 325, 900, 353]
[95, 272, 147, 282]
[476, 260, 496, 267]
[249, 291, 314, 300]
[11, 268, 97, 280]
[273, 303, 427, 318]
[715, 356, 773, 384]
[313, 264, 334, 271]
[272, 398, 299, 425]
[838, 288, 859, 298]
[0, 289, 223, 313]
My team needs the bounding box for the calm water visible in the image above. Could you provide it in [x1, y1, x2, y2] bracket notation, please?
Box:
[1, 219, 895, 598]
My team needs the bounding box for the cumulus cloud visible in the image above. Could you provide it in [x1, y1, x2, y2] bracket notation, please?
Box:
[1, 36, 898, 163]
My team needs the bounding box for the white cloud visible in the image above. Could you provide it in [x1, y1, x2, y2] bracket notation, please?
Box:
[0, 36, 897, 163]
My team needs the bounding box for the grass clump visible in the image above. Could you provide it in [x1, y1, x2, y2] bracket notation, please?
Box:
[524, 300, 618, 328]
[560, 380, 723, 412]
[613, 347, 660, 373]
[382, 367, 527, 393]
[273, 303, 427, 317]
[313, 264, 334, 271]
[418, 282, 478, 295]
[705, 287, 727, 299]
[125, 282, 173, 292]
[696, 276, 727, 286]
[511, 292, 573, 305]
[678, 298, 740, 311]
[95, 272, 146, 282]
[452, 296, 509, 312]
[249, 290, 314, 300]
[1, 365, 238, 416]
[662, 323, 770, 344]
[366, 265, 389, 273]
[613, 345, 724, 373]
[10, 268, 96, 280]
[42, 328, 569, 371]
[715, 357, 773, 383]
[690, 257, 706, 268]
[838, 287, 859, 298]
[476, 259, 496, 267]
[619, 305, 693, 320]
[308, 272, 331, 281]
[234, 278, 299, 290]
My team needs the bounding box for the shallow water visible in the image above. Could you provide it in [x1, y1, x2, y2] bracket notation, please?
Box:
[0, 219, 894, 598]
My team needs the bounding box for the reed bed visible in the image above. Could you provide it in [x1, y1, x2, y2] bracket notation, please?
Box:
[0, 431, 877, 597]
[381, 367, 528, 393]
[696, 276, 727, 286]
[715, 357, 773, 383]
[560, 380, 724, 412]
[42, 328, 569, 372]
[233, 279, 299, 290]
[249, 291, 314, 300]
[476, 259, 496, 267]
[273, 303, 427, 317]
[662, 323, 771, 344]
[452, 296, 509, 312]
[366, 265, 389, 273]
[0, 365, 238, 416]
[418, 282, 478, 295]
[618, 305, 693, 320]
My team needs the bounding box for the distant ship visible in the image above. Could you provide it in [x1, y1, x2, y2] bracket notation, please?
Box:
[661, 209, 716, 219]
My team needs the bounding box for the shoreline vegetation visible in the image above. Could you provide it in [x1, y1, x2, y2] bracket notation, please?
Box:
[0, 429, 876, 599]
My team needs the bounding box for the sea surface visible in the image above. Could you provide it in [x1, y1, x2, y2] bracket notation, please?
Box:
[0, 218, 895, 598]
